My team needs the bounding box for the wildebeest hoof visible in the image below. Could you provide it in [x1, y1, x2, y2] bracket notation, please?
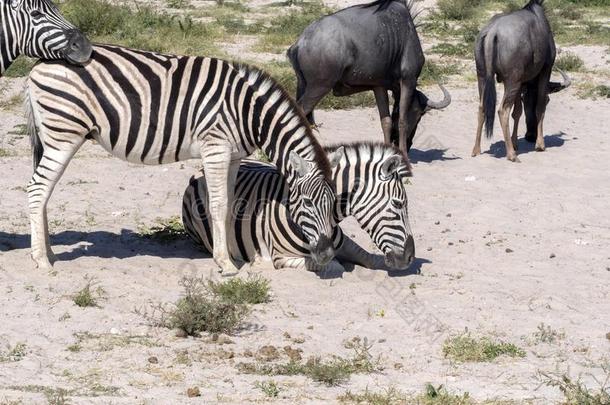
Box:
[535, 144, 546, 152]
[507, 155, 520, 163]
[471, 148, 481, 157]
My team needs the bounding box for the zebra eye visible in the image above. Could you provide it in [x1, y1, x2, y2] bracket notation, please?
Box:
[30, 10, 43, 18]
[303, 198, 314, 208]
[391, 198, 404, 210]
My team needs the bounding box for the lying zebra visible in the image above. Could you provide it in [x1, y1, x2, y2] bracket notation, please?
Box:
[26, 45, 338, 274]
[182, 143, 415, 272]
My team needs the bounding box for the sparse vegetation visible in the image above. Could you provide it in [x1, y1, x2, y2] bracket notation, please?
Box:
[72, 277, 104, 308]
[255, 380, 280, 398]
[3, 57, 37, 78]
[140, 275, 271, 336]
[539, 368, 610, 405]
[442, 333, 526, 363]
[208, 275, 271, 304]
[139, 216, 187, 242]
[237, 337, 381, 386]
[0, 343, 27, 363]
[338, 384, 473, 404]
[555, 52, 585, 72]
[533, 323, 565, 344]
[420, 60, 461, 85]
[436, 0, 483, 21]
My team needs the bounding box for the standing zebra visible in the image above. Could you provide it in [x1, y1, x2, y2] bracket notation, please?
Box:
[25, 44, 339, 274]
[182, 143, 415, 272]
[1, 0, 91, 75]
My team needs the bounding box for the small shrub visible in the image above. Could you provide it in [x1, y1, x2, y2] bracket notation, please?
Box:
[420, 384, 473, 405]
[419, 61, 460, 85]
[591, 85, 610, 98]
[208, 275, 271, 305]
[255, 380, 280, 398]
[539, 369, 610, 405]
[73, 278, 104, 308]
[140, 216, 187, 242]
[436, 0, 480, 20]
[167, 277, 249, 335]
[3, 57, 37, 78]
[338, 387, 407, 404]
[0, 343, 27, 362]
[442, 333, 526, 362]
[555, 52, 585, 72]
[238, 337, 381, 386]
[533, 323, 565, 344]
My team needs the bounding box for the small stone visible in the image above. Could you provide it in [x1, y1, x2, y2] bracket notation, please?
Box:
[283, 331, 291, 339]
[378, 338, 386, 343]
[283, 346, 303, 362]
[427, 247, 432, 251]
[110, 328, 120, 335]
[211, 333, 219, 342]
[147, 356, 158, 364]
[175, 329, 187, 338]
[243, 349, 254, 357]
[506, 248, 514, 253]
[550, 253, 556, 259]
[187, 387, 201, 398]
[292, 337, 306, 344]
[605, 332, 610, 340]
[257, 345, 280, 362]
[446, 213, 452, 218]
[394, 362, 404, 370]
[307, 325, 314, 330]
[448, 242, 454, 246]
[434, 221, 440, 225]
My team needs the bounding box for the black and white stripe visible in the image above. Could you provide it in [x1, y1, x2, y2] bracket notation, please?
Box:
[182, 143, 415, 271]
[1, 0, 91, 74]
[25, 44, 336, 273]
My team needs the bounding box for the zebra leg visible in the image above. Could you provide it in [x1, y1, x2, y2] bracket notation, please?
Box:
[273, 255, 345, 273]
[28, 139, 85, 270]
[335, 236, 381, 269]
[200, 141, 240, 275]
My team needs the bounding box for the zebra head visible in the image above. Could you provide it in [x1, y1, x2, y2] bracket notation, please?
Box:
[335, 144, 415, 269]
[1, 0, 92, 73]
[288, 149, 343, 266]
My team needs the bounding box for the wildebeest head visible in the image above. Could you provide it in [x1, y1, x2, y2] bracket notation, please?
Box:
[392, 84, 452, 149]
[1, 0, 92, 72]
[548, 69, 571, 95]
[288, 148, 344, 266]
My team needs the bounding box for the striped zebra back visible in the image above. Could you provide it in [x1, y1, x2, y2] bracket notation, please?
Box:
[182, 160, 311, 264]
[0, 0, 91, 74]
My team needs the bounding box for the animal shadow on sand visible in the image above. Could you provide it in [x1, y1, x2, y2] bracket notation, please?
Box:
[409, 148, 461, 164]
[486, 132, 567, 158]
[317, 256, 430, 280]
[0, 230, 207, 263]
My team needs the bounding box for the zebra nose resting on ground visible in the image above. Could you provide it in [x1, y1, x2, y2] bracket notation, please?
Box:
[182, 143, 415, 273]
[0, 0, 92, 74]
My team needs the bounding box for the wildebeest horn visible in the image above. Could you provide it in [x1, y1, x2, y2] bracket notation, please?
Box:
[426, 84, 451, 110]
[548, 69, 572, 94]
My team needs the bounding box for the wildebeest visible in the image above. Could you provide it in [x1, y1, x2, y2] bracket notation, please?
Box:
[287, 0, 451, 162]
[472, 0, 571, 162]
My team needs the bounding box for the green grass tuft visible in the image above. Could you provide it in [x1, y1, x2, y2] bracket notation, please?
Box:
[442, 333, 526, 363]
[140, 216, 187, 243]
[73, 278, 104, 308]
[208, 275, 271, 305]
[555, 52, 585, 71]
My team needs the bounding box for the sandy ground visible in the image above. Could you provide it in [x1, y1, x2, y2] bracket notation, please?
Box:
[1, 0, 610, 404]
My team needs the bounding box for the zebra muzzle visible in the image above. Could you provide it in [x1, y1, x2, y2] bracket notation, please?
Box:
[384, 235, 415, 269]
[62, 29, 92, 65]
[310, 235, 335, 266]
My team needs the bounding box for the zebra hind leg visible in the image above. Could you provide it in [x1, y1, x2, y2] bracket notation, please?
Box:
[28, 138, 85, 270]
[273, 256, 346, 274]
[200, 140, 240, 275]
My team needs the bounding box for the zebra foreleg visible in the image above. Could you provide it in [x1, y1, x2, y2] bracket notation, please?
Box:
[28, 139, 85, 270]
[273, 256, 346, 273]
[335, 236, 381, 269]
[200, 140, 241, 275]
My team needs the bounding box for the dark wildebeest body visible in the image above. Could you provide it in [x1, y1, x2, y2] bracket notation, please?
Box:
[287, 0, 450, 165]
[472, 0, 570, 161]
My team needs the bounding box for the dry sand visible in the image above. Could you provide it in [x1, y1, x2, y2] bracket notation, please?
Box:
[1, 0, 610, 404]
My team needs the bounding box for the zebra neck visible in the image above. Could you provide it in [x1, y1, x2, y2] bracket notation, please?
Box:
[333, 170, 358, 222]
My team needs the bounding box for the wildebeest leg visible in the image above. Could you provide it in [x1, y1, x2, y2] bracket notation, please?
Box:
[398, 80, 415, 154]
[374, 87, 392, 144]
[511, 96, 523, 151]
[534, 72, 550, 152]
[523, 84, 538, 143]
[298, 85, 332, 126]
[472, 77, 485, 157]
[499, 81, 520, 162]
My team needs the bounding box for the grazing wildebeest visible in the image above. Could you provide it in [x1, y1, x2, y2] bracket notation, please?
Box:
[287, 0, 451, 162]
[472, 0, 571, 162]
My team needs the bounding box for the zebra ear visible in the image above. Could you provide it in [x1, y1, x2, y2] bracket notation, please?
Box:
[289, 151, 310, 177]
[380, 155, 402, 181]
[327, 146, 344, 169]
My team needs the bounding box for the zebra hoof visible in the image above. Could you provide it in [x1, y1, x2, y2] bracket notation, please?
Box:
[216, 258, 240, 276]
[32, 255, 54, 271]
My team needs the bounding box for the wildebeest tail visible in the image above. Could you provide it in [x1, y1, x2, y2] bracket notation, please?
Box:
[287, 45, 306, 102]
[482, 33, 497, 139]
[25, 85, 43, 169]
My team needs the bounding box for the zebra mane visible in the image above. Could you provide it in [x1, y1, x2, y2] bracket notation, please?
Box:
[233, 62, 331, 180]
[324, 141, 410, 166]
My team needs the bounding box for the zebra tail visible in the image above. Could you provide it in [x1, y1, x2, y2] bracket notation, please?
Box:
[24, 86, 43, 170]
